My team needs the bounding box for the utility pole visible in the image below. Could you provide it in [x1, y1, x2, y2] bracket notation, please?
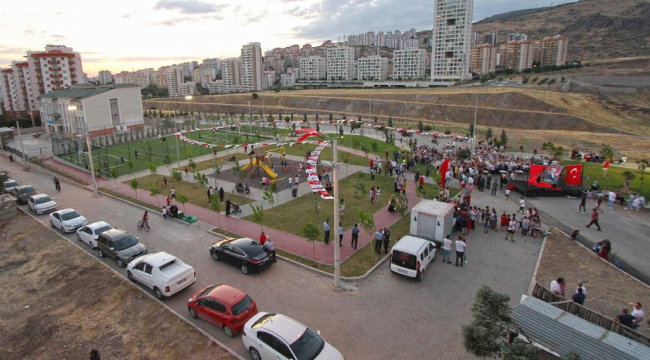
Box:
[175, 121, 181, 168]
[471, 93, 479, 157]
[29, 112, 35, 128]
[16, 121, 29, 170]
[332, 138, 341, 289]
[86, 135, 98, 196]
[247, 101, 252, 140]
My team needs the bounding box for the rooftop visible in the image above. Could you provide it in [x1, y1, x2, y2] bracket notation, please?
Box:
[39, 83, 140, 100]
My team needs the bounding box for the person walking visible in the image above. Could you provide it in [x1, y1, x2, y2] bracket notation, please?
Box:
[521, 217, 530, 236]
[374, 229, 384, 254]
[225, 198, 231, 216]
[585, 208, 602, 231]
[170, 187, 177, 200]
[442, 235, 452, 264]
[579, 191, 587, 213]
[607, 189, 616, 209]
[162, 206, 167, 219]
[263, 238, 276, 262]
[351, 224, 359, 249]
[338, 222, 344, 247]
[518, 197, 526, 213]
[288, 176, 293, 191]
[572, 287, 586, 305]
[455, 237, 466, 267]
[53, 176, 61, 192]
[323, 220, 330, 244]
[339, 199, 346, 218]
[259, 231, 267, 246]
[491, 180, 498, 195]
[219, 187, 224, 203]
[506, 216, 516, 241]
[382, 227, 391, 254]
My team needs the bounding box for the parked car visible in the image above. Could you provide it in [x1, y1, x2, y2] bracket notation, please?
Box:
[187, 284, 258, 337]
[243, 312, 344, 360]
[516, 82, 524, 85]
[209, 237, 275, 275]
[76, 221, 113, 249]
[27, 194, 57, 214]
[11, 184, 37, 203]
[1, 179, 18, 194]
[0, 172, 10, 185]
[49, 208, 87, 233]
[389, 236, 437, 281]
[127, 251, 196, 300]
[97, 229, 147, 268]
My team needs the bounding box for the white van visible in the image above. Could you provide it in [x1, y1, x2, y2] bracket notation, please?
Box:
[389, 236, 437, 281]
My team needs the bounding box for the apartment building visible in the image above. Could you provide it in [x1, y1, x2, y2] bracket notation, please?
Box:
[191, 68, 216, 85]
[507, 33, 528, 42]
[179, 82, 197, 96]
[326, 45, 355, 81]
[221, 58, 242, 88]
[0, 62, 30, 116]
[165, 67, 184, 97]
[264, 70, 276, 89]
[484, 33, 498, 46]
[98, 70, 113, 85]
[499, 41, 534, 71]
[470, 44, 497, 75]
[357, 55, 388, 81]
[39, 83, 143, 136]
[534, 35, 569, 67]
[299, 56, 327, 80]
[431, 0, 474, 84]
[393, 48, 426, 80]
[280, 68, 300, 87]
[241, 42, 263, 92]
[202, 58, 221, 73]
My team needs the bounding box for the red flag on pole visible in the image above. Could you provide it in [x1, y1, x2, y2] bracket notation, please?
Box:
[440, 159, 449, 188]
[565, 164, 583, 186]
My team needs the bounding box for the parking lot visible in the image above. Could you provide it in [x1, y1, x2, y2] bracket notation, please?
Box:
[3, 160, 542, 359]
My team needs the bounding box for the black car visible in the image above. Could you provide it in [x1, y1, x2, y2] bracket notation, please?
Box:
[209, 238, 274, 275]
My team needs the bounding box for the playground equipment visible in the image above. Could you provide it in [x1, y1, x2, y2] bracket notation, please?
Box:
[241, 148, 283, 182]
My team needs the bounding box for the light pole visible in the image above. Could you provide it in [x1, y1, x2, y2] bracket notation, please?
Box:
[185, 95, 193, 121]
[247, 101, 252, 140]
[16, 121, 29, 170]
[78, 134, 98, 196]
[332, 138, 341, 289]
[29, 112, 35, 128]
[175, 121, 181, 168]
[471, 93, 479, 157]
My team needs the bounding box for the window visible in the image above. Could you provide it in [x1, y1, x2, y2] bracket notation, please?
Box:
[134, 262, 145, 271]
[424, 248, 429, 257]
[144, 264, 152, 275]
[211, 301, 226, 313]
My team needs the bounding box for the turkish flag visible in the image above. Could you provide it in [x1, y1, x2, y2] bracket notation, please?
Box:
[565, 164, 583, 186]
[440, 159, 449, 188]
[529, 165, 546, 184]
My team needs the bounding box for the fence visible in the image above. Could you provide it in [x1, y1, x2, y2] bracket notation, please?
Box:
[532, 282, 650, 346]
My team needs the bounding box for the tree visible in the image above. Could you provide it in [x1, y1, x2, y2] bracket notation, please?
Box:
[468, 123, 475, 137]
[637, 159, 648, 191]
[563, 352, 583, 360]
[126, 159, 135, 176]
[171, 168, 182, 184]
[176, 194, 189, 215]
[462, 286, 512, 359]
[600, 143, 614, 162]
[351, 137, 361, 151]
[316, 123, 320, 133]
[188, 160, 197, 181]
[356, 208, 376, 259]
[501, 340, 540, 360]
[213, 162, 222, 188]
[148, 182, 161, 207]
[209, 194, 222, 226]
[194, 172, 207, 187]
[130, 178, 139, 199]
[500, 130, 508, 146]
[262, 187, 276, 224]
[302, 222, 320, 262]
[388, 116, 393, 127]
[485, 127, 493, 140]
[252, 92, 259, 100]
[184, 146, 193, 161]
[148, 162, 158, 176]
[353, 176, 368, 209]
[110, 168, 119, 186]
[371, 141, 378, 153]
[418, 121, 424, 132]
[553, 146, 565, 159]
[360, 144, 369, 159]
[542, 141, 555, 154]
[249, 204, 265, 232]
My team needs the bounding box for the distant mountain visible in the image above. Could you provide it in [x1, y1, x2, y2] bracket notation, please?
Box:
[472, 0, 650, 61]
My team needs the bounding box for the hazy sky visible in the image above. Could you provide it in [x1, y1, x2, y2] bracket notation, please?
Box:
[0, 0, 563, 76]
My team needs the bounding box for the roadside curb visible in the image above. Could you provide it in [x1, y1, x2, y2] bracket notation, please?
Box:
[206, 228, 389, 282]
[18, 207, 245, 360]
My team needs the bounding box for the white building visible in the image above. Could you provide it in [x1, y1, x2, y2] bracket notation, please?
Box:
[280, 68, 300, 87]
[431, 0, 474, 85]
[241, 42, 263, 92]
[222, 58, 242, 88]
[326, 45, 355, 81]
[98, 70, 113, 85]
[299, 56, 327, 80]
[202, 58, 221, 73]
[39, 84, 143, 136]
[357, 55, 388, 81]
[206, 80, 243, 94]
[179, 82, 197, 96]
[263, 70, 275, 89]
[393, 48, 426, 80]
[165, 67, 184, 97]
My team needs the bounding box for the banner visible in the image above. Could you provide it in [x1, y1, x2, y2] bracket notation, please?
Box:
[528, 165, 546, 184]
[543, 166, 564, 186]
[440, 159, 449, 188]
[565, 164, 582, 186]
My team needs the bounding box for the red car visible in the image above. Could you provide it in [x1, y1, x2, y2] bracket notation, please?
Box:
[187, 284, 258, 337]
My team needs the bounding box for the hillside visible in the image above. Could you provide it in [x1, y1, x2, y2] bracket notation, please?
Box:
[473, 0, 650, 61]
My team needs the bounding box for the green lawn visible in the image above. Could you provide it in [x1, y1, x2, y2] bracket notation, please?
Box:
[243, 172, 438, 239]
[123, 174, 253, 212]
[177, 152, 251, 172]
[283, 142, 369, 167]
[561, 160, 650, 198]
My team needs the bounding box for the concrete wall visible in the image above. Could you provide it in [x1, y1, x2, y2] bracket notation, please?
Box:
[82, 87, 144, 131]
[573, 76, 650, 88]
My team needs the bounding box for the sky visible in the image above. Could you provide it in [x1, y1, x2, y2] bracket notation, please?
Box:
[0, 0, 567, 76]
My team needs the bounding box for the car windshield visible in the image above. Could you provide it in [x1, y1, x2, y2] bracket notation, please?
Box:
[19, 187, 35, 194]
[95, 225, 112, 235]
[246, 244, 266, 257]
[289, 328, 325, 360]
[61, 211, 81, 221]
[114, 235, 138, 251]
[198, 285, 217, 298]
[35, 196, 52, 204]
[231, 295, 252, 316]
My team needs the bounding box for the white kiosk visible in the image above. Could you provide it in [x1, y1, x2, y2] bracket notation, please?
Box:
[410, 200, 455, 244]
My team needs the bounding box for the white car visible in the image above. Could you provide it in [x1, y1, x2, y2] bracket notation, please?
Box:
[76, 221, 113, 249]
[27, 194, 57, 214]
[2, 179, 19, 194]
[127, 252, 196, 300]
[49, 208, 87, 233]
[243, 312, 344, 360]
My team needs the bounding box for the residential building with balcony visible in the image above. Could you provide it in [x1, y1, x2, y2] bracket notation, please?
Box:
[393, 48, 426, 80]
[241, 42, 263, 91]
[98, 70, 113, 85]
[222, 58, 242, 88]
[357, 55, 388, 81]
[534, 35, 569, 67]
[326, 45, 355, 81]
[165, 67, 184, 97]
[470, 44, 497, 75]
[499, 41, 534, 71]
[26, 45, 84, 104]
[431, 0, 474, 85]
[299, 56, 327, 80]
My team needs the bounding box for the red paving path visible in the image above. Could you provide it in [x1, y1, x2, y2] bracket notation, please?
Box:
[50, 147, 423, 266]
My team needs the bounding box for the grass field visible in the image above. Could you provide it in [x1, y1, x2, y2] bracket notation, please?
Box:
[123, 174, 253, 212]
[561, 160, 650, 198]
[243, 172, 438, 239]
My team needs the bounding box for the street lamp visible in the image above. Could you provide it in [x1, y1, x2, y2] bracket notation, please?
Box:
[247, 101, 252, 140]
[185, 95, 193, 119]
[77, 134, 98, 196]
[29, 112, 35, 128]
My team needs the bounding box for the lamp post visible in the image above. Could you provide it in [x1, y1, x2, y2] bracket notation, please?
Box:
[16, 121, 29, 170]
[332, 138, 341, 289]
[471, 93, 479, 157]
[77, 134, 98, 196]
[247, 101, 252, 140]
[29, 112, 35, 128]
[185, 95, 193, 120]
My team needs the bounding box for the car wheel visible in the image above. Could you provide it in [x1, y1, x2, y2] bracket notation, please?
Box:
[127, 271, 135, 282]
[240, 263, 249, 275]
[416, 271, 423, 282]
[116, 258, 125, 268]
[249, 348, 261, 360]
[211, 251, 219, 261]
[189, 307, 198, 319]
[77, 233, 82, 242]
[223, 325, 234, 337]
[98, 249, 104, 258]
[154, 287, 164, 300]
[50, 220, 54, 228]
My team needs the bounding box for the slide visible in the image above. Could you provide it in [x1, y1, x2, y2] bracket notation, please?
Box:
[258, 161, 277, 180]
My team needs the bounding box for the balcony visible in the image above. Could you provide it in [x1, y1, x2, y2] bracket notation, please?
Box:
[71, 74, 77, 78]
[48, 60, 60, 65]
[69, 67, 76, 72]
[68, 61, 75, 65]
[51, 74, 62, 78]
[49, 67, 62, 71]
[51, 80, 63, 85]
[71, 80, 78, 84]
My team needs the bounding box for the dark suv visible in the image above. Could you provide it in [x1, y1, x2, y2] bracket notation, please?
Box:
[97, 229, 147, 268]
[12, 185, 38, 204]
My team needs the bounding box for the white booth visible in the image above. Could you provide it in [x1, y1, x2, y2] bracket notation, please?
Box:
[410, 200, 455, 244]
